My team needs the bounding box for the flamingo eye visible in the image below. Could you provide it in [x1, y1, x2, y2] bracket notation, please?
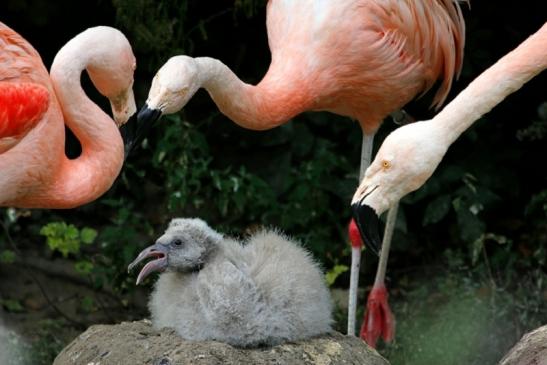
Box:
[382, 160, 391, 169]
[172, 239, 183, 246]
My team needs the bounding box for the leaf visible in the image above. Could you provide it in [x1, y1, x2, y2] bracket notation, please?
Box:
[6, 208, 17, 224]
[422, 195, 452, 226]
[40, 222, 81, 257]
[325, 264, 349, 287]
[75, 261, 94, 275]
[525, 189, 547, 216]
[456, 208, 486, 243]
[80, 296, 95, 313]
[471, 233, 511, 266]
[80, 228, 98, 245]
[471, 237, 484, 266]
[483, 233, 511, 245]
[1, 299, 24, 313]
[0, 250, 16, 264]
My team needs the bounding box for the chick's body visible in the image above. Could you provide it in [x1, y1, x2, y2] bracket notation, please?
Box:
[148, 219, 332, 347]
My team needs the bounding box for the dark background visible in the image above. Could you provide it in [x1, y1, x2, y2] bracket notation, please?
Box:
[0, 1, 546, 364]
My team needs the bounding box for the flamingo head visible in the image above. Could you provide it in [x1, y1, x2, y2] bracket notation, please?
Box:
[138, 56, 201, 124]
[128, 218, 221, 285]
[351, 121, 447, 252]
[83, 26, 137, 126]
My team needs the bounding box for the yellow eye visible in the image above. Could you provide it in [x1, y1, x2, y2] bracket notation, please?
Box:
[382, 160, 391, 169]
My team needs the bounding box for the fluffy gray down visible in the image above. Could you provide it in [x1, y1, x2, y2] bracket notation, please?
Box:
[148, 218, 333, 347]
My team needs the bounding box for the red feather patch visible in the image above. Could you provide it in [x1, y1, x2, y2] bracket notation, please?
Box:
[0, 82, 49, 139]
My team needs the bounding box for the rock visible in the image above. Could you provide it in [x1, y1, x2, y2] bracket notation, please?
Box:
[54, 319, 389, 365]
[498, 324, 547, 365]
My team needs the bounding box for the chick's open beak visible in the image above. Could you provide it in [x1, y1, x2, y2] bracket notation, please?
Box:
[128, 244, 168, 285]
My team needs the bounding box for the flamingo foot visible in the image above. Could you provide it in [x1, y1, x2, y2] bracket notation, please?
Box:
[360, 283, 395, 348]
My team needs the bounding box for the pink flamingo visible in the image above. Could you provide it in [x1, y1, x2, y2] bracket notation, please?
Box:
[0, 23, 137, 208]
[352, 23, 547, 249]
[137, 0, 466, 341]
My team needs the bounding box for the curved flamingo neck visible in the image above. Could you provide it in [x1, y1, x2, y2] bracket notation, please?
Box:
[195, 57, 314, 130]
[435, 23, 547, 145]
[41, 41, 124, 208]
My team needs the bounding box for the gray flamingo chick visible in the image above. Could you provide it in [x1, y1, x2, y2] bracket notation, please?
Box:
[128, 218, 333, 347]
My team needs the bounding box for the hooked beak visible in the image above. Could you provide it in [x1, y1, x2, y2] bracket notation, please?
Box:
[128, 243, 168, 285]
[351, 186, 382, 255]
[119, 103, 162, 159]
[137, 103, 162, 125]
[119, 113, 139, 159]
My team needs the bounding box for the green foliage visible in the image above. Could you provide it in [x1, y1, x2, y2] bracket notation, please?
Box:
[234, 0, 267, 17]
[112, 0, 188, 71]
[325, 264, 349, 287]
[471, 233, 511, 266]
[0, 298, 25, 313]
[74, 260, 94, 275]
[39, 222, 97, 258]
[26, 319, 70, 365]
[525, 189, 547, 217]
[80, 228, 98, 245]
[0, 249, 16, 264]
[517, 102, 547, 141]
[422, 195, 451, 226]
[80, 296, 95, 313]
[380, 247, 546, 365]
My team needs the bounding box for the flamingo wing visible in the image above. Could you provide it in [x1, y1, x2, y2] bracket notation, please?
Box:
[0, 22, 52, 152]
[373, 0, 466, 108]
[264, 0, 466, 133]
[0, 82, 49, 151]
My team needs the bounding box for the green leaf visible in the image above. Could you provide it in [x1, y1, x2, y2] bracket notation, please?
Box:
[325, 264, 349, 287]
[74, 261, 94, 275]
[456, 208, 486, 243]
[482, 233, 511, 245]
[80, 228, 98, 245]
[1, 299, 24, 313]
[0, 250, 16, 264]
[422, 195, 452, 226]
[80, 296, 95, 313]
[471, 237, 484, 266]
[40, 222, 81, 257]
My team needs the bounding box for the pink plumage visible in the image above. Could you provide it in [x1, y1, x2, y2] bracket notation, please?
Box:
[0, 83, 49, 141]
[212, 0, 466, 133]
[0, 22, 136, 208]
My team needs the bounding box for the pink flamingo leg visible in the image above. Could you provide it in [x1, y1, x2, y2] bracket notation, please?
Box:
[360, 202, 398, 346]
[360, 283, 395, 346]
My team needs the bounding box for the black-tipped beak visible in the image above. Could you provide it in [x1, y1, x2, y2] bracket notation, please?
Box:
[351, 202, 382, 255]
[119, 112, 139, 159]
[119, 104, 162, 159]
[137, 103, 162, 125]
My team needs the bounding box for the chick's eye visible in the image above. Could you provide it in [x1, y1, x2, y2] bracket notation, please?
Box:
[382, 160, 391, 169]
[172, 239, 183, 246]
